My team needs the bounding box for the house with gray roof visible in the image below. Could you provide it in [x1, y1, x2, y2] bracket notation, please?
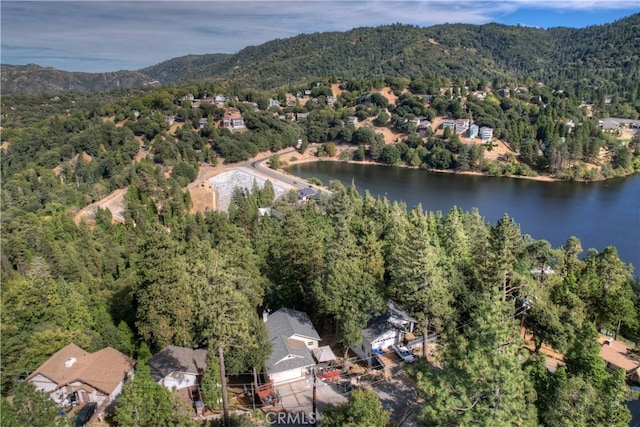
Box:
[264, 308, 321, 384]
[148, 345, 208, 391]
[351, 300, 417, 365]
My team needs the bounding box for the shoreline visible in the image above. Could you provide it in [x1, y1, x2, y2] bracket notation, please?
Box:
[283, 148, 637, 184]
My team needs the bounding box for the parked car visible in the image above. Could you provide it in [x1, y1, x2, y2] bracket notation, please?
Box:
[74, 402, 96, 427]
[392, 344, 415, 363]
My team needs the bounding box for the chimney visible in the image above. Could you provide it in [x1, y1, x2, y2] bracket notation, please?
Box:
[65, 357, 77, 368]
[262, 309, 270, 323]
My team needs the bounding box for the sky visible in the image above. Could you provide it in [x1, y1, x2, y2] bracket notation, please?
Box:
[1, 1, 638, 73]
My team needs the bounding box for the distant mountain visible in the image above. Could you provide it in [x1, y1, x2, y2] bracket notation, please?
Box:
[0, 64, 160, 95]
[3, 14, 638, 95]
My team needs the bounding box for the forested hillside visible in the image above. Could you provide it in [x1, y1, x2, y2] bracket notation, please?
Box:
[1, 15, 639, 426]
[1, 75, 639, 425]
[2, 14, 639, 96]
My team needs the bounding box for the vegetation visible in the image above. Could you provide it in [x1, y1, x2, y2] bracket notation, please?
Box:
[1, 16, 639, 426]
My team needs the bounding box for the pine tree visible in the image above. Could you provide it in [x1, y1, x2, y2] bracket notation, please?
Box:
[418, 291, 537, 426]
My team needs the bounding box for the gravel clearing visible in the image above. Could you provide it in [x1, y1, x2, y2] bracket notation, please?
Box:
[208, 168, 291, 211]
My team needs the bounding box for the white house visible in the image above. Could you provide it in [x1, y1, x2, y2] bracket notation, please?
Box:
[148, 346, 208, 391]
[264, 308, 321, 385]
[480, 126, 494, 141]
[26, 343, 135, 408]
[351, 300, 417, 365]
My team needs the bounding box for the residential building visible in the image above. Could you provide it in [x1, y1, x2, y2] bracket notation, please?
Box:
[327, 96, 337, 105]
[27, 343, 135, 408]
[297, 187, 319, 201]
[347, 116, 358, 125]
[214, 94, 227, 105]
[480, 126, 494, 141]
[222, 108, 245, 130]
[148, 346, 208, 392]
[296, 112, 310, 120]
[442, 119, 455, 131]
[269, 98, 280, 108]
[264, 308, 321, 384]
[469, 124, 479, 139]
[454, 119, 470, 133]
[198, 118, 208, 129]
[352, 300, 417, 365]
[166, 116, 175, 126]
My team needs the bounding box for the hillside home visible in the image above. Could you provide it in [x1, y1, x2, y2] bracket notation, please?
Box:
[454, 119, 470, 133]
[442, 120, 455, 131]
[296, 112, 310, 120]
[480, 126, 494, 141]
[222, 108, 245, 130]
[214, 94, 227, 105]
[351, 300, 417, 365]
[166, 116, 175, 126]
[327, 96, 337, 105]
[264, 308, 321, 384]
[199, 118, 208, 128]
[27, 343, 135, 408]
[269, 98, 280, 107]
[469, 124, 479, 139]
[347, 116, 358, 125]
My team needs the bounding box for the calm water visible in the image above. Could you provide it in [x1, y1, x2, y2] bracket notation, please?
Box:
[287, 162, 640, 270]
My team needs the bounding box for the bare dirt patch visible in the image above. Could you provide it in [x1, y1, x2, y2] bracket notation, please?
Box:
[74, 188, 127, 225]
[330, 83, 344, 97]
[372, 87, 398, 105]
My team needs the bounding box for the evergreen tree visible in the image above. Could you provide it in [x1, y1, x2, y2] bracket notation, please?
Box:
[417, 291, 537, 426]
[321, 389, 390, 427]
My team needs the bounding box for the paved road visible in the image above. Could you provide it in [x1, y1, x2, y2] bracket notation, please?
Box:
[247, 149, 332, 196]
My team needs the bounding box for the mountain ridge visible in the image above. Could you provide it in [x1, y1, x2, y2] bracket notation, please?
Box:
[2, 14, 638, 95]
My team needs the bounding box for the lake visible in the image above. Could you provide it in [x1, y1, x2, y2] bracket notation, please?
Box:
[287, 161, 640, 270]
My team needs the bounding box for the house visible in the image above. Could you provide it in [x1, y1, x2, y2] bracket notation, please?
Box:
[26, 343, 135, 408]
[222, 108, 245, 130]
[166, 116, 175, 126]
[480, 126, 494, 141]
[269, 98, 280, 108]
[442, 119, 455, 131]
[147, 345, 208, 391]
[214, 94, 227, 105]
[599, 335, 640, 384]
[198, 118, 208, 129]
[351, 300, 417, 365]
[469, 124, 479, 139]
[296, 112, 310, 120]
[264, 308, 321, 384]
[327, 96, 337, 105]
[347, 116, 358, 125]
[454, 119, 470, 133]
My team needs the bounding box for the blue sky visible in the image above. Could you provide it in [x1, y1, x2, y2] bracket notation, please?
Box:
[1, 1, 638, 73]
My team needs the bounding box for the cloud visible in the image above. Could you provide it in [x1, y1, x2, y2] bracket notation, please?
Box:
[1, 1, 637, 72]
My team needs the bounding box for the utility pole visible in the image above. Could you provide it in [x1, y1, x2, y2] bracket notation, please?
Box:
[218, 346, 229, 426]
[312, 368, 317, 427]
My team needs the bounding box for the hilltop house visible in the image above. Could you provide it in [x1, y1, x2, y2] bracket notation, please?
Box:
[351, 300, 417, 365]
[26, 343, 135, 408]
[264, 308, 321, 385]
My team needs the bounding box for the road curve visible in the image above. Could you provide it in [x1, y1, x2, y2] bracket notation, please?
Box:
[247, 149, 332, 196]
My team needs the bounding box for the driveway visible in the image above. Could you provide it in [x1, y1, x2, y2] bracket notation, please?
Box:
[373, 370, 422, 427]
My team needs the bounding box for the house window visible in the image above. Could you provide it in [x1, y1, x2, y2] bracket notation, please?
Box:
[308, 342, 314, 347]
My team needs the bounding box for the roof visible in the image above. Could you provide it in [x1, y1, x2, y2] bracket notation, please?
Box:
[599, 335, 640, 373]
[297, 187, 318, 198]
[265, 335, 316, 375]
[312, 346, 337, 363]
[148, 346, 208, 382]
[26, 343, 135, 395]
[266, 308, 321, 342]
[362, 300, 417, 343]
